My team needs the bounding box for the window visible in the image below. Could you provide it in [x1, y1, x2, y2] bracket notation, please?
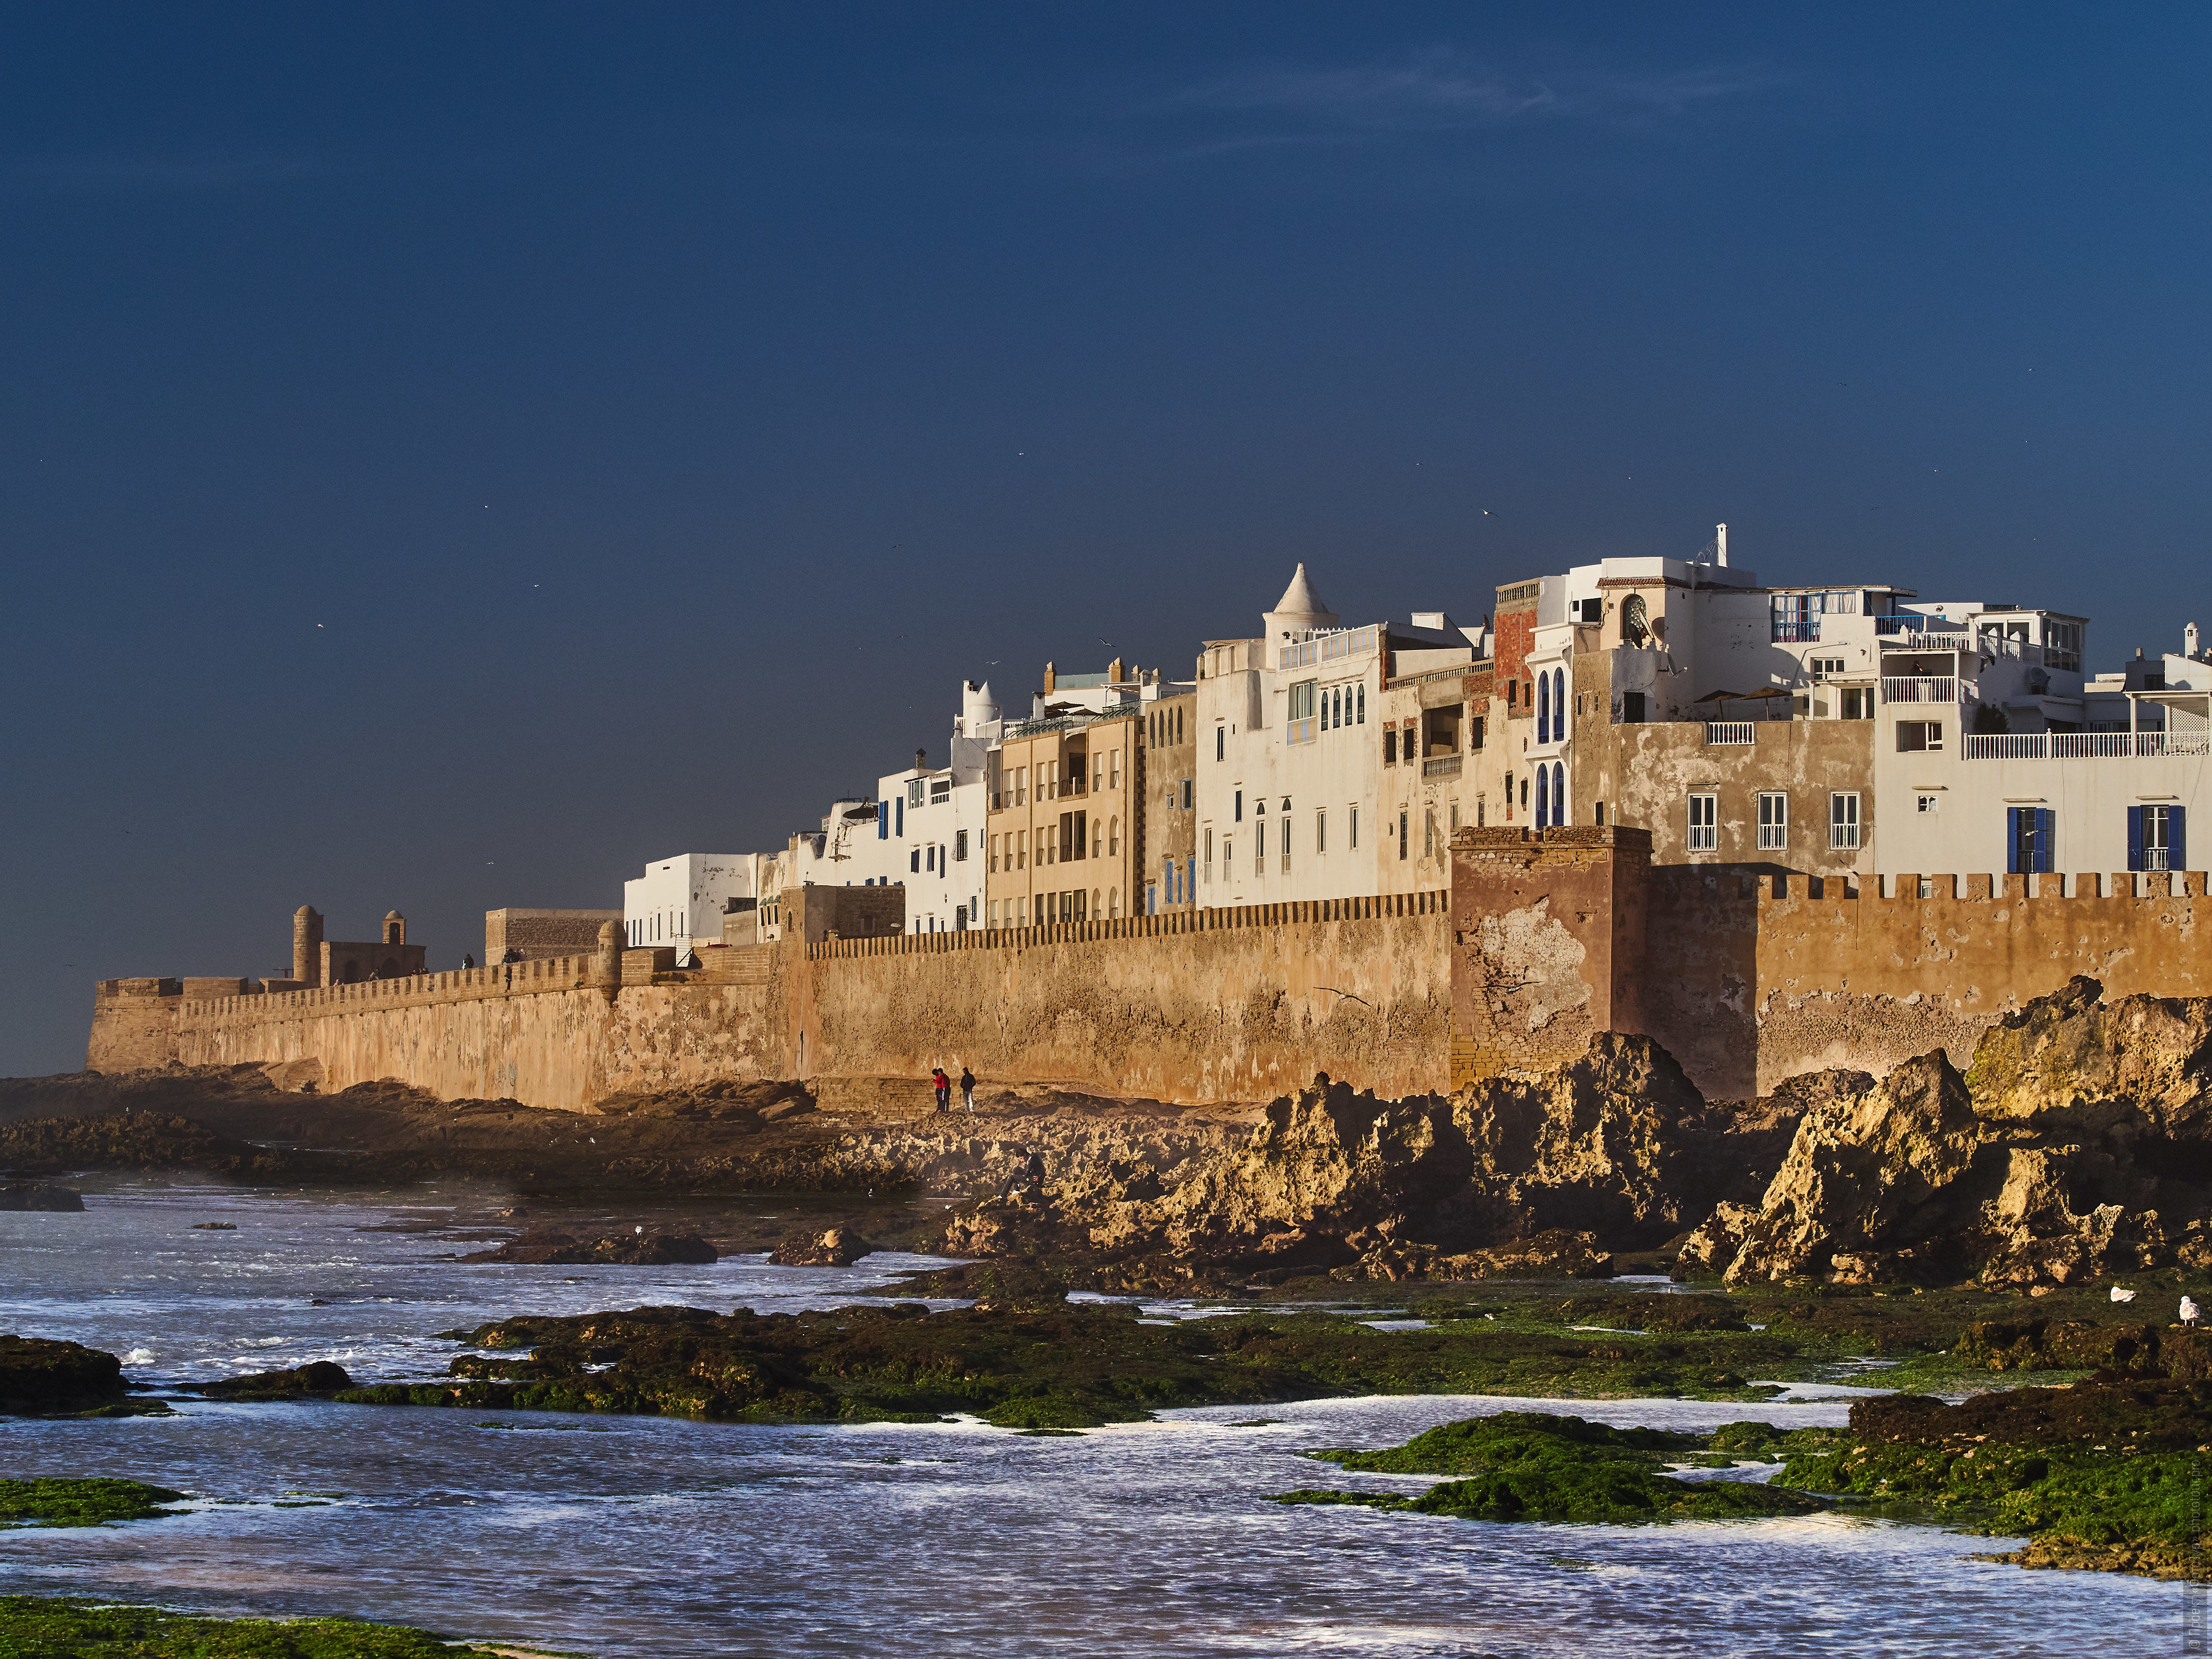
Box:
[1015, 767, 1027, 806]
[1181, 778, 1193, 809]
[907, 779, 925, 809]
[1186, 857, 1195, 900]
[955, 830, 968, 862]
[1811, 657, 1846, 677]
[989, 899, 1000, 927]
[1290, 680, 1316, 720]
[1536, 768, 1551, 828]
[1832, 793, 1863, 852]
[1399, 810, 1408, 860]
[1424, 810, 1434, 856]
[1621, 692, 1645, 723]
[1537, 672, 1550, 743]
[1757, 792, 1788, 851]
[1146, 883, 1157, 915]
[931, 778, 950, 803]
[1896, 720, 1944, 753]
[1470, 716, 1485, 751]
[926, 845, 936, 873]
[1508, 680, 1517, 707]
[896, 797, 904, 836]
[1385, 729, 1398, 765]
[1205, 828, 1213, 879]
[1519, 775, 1528, 811]
[910, 849, 921, 873]
[1215, 725, 1225, 760]
[1317, 810, 1327, 854]
[2130, 805, 2184, 873]
[1916, 795, 1940, 815]
[2007, 805, 2051, 873]
[1255, 830, 1264, 876]
[1235, 790, 1243, 822]
[1357, 685, 1366, 723]
[877, 802, 889, 840]
[1579, 597, 1603, 624]
[1688, 793, 1718, 853]
[1594, 801, 1604, 826]
[1350, 806, 1358, 848]
[989, 835, 999, 873]
[1107, 815, 1119, 855]
[1840, 687, 1873, 720]
[1280, 815, 1291, 871]
[1016, 830, 1027, 869]
[1110, 749, 1121, 788]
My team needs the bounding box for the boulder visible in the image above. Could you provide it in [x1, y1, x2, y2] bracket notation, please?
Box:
[187, 1360, 354, 1399]
[460, 1229, 718, 1266]
[768, 1226, 870, 1266]
[0, 1182, 84, 1212]
[0, 1334, 125, 1415]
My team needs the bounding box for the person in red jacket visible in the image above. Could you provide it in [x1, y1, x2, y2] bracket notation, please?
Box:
[930, 1068, 951, 1112]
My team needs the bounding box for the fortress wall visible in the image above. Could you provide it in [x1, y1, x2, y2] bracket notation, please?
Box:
[800, 898, 1453, 1102]
[143, 897, 1451, 1111]
[1742, 869, 2212, 1094]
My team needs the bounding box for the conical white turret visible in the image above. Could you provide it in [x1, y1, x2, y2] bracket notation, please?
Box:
[1262, 562, 1340, 642]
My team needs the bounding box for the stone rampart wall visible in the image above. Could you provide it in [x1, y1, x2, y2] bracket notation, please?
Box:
[122, 895, 1452, 1111]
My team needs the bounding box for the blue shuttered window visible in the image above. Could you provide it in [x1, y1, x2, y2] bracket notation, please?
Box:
[2007, 806, 2054, 874]
[1537, 673, 1550, 744]
[2130, 805, 2186, 873]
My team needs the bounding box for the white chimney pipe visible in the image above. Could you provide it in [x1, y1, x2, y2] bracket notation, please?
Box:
[2189, 623, 2201, 661]
[1715, 523, 1729, 567]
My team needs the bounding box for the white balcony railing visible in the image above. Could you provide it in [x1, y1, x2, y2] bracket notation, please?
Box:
[1879, 631, 1970, 654]
[1278, 624, 1381, 672]
[1881, 676, 1958, 703]
[1706, 722, 1757, 745]
[1964, 731, 2212, 760]
[1286, 717, 1316, 746]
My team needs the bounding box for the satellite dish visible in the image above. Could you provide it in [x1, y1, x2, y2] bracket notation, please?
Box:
[1622, 593, 1650, 647]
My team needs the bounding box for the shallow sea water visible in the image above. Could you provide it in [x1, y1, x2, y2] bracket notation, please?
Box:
[0, 1178, 2182, 1657]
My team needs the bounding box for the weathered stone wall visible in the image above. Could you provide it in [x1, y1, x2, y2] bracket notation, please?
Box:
[801, 898, 1452, 1102]
[484, 908, 623, 962]
[87, 980, 185, 1074]
[122, 896, 1451, 1111]
[1449, 826, 1649, 1087]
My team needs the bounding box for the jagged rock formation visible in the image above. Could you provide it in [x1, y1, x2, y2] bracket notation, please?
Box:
[1683, 978, 2212, 1285]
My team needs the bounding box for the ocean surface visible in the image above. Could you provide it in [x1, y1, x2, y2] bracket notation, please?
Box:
[0, 1177, 2179, 1657]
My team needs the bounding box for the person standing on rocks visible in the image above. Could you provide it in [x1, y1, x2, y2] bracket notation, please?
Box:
[931, 1068, 951, 1113]
[960, 1067, 977, 1114]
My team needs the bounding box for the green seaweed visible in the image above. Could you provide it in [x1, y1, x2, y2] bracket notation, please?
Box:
[0, 1594, 589, 1657]
[1767, 1380, 2212, 1575]
[0, 1478, 186, 1528]
[1280, 1412, 1827, 1525]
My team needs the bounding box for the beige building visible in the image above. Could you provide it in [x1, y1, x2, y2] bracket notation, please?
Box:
[986, 704, 1141, 927]
[1140, 691, 1197, 912]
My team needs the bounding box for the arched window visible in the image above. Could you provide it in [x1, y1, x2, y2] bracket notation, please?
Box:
[1109, 815, 1120, 855]
[1357, 684, 1366, 723]
[1109, 888, 1119, 918]
[1536, 767, 1550, 828]
[1555, 670, 1567, 732]
[1553, 763, 1566, 821]
[1537, 673, 1550, 743]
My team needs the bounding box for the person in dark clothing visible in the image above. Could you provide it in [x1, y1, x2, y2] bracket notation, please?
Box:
[1002, 1148, 1046, 1202]
[960, 1068, 977, 1114]
[931, 1068, 951, 1112]
[463, 953, 475, 970]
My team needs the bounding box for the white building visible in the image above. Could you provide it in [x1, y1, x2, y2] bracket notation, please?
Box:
[622, 854, 754, 959]
[1196, 565, 1491, 907]
[1876, 626, 2208, 881]
[791, 678, 998, 933]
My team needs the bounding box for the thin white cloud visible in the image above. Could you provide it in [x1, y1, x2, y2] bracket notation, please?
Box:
[1169, 50, 1783, 136]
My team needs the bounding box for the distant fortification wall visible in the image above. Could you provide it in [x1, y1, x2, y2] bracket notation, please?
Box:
[108, 894, 1451, 1111]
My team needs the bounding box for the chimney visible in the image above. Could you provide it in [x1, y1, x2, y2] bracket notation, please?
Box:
[1715, 523, 1729, 567]
[915, 747, 927, 773]
[2188, 623, 2201, 660]
[1107, 656, 1125, 684]
[1042, 661, 1056, 694]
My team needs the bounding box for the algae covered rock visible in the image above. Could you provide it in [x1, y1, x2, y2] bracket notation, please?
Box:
[1771, 1379, 2212, 1576]
[768, 1226, 869, 1266]
[0, 1182, 84, 1212]
[185, 1360, 355, 1400]
[0, 1334, 125, 1415]
[1283, 1410, 1826, 1525]
[0, 1479, 186, 1528]
[460, 1228, 717, 1265]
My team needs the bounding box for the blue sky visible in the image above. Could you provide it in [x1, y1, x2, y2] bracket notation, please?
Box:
[4, 4, 2208, 1071]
